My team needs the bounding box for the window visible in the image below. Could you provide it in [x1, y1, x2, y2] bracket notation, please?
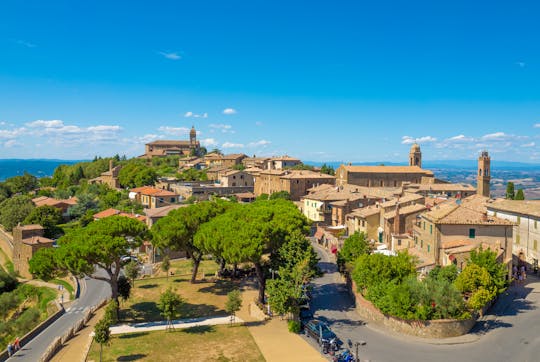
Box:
[534, 240, 538, 251]
[171, 198, 175, 203]
[421, 240, 423, 248]
[397, 239, 402, 246]
[516, 234, 520, 245]
[469, 228, 476, 239]
[423, 222, 426, 230]
[535, 220, 538, 229]
[427, 245, 430, 253]
[430, 225, 433, 235]
[517, 216, 521, 224]
[494, 211, 497, 217]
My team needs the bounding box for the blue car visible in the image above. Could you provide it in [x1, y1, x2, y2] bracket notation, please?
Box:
[304, 320, 337, 345]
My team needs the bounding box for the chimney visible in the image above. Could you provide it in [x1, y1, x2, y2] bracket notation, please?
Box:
[109, 159, 113, 172]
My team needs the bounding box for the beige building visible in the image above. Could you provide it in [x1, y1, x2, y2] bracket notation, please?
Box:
[143, 126, 200, 158]
[204, 153, 247, 168]
[336, 164, 434, 188]
[267, 156, 302, 170]
[206, 166, 231, 181]
[346, 206, 381, 242]
[242, 156, 270, 169]
[404, 182, 476, 198]
[144, 204, 186, 228]
[413, 195, 514, 271]
[89, 160, 122, 189]
[130, 186, 180, 208]
[254, 170, 335, 201]
[12, 224, 54, 279]
[487, 200, 540, 267]
[477, 151, 491, 197]
[218, 170, 254, 187]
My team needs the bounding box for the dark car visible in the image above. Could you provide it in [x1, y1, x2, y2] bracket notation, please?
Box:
[304, 320, 337, 344]
[299, 309, 314, 326]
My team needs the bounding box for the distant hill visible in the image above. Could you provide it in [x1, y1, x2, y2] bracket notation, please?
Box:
[0, 159, 83, 181]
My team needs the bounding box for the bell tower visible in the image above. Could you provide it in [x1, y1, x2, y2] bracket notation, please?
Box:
[477, 151, 491, 197]
[409, 143, 422, 168]
[190, 125, 197, 147]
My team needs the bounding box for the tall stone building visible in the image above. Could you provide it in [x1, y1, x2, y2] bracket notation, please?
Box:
[409, 143, 422, 168]
[12, 224, 55, 279]
[143, 125, 200, 158]
[477, 151, 491, 197]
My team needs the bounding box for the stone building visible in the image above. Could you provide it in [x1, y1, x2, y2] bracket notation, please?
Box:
[129, 186, 180, 208]
[254, 170, 335, 201]
[487, 200, 540, 268]
[477, 151, 491, 197]
[89, 160, 122, 189]
[204, 153, 247, 168]
[412, 195, 513, 271]
[12, 224, 54, 279]
[409, 143, 422, 168]
[143, 126, 200, 158]
[218, 170, 255, 187]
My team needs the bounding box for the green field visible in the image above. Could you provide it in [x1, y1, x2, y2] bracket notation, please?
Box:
[87, 325, 265, 362]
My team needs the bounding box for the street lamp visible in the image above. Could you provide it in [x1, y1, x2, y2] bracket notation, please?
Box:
[354, 340, 366, 362]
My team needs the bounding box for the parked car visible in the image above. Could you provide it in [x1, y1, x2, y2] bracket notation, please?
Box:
[120, 255, 139, 264]
[304, 320, 338, 345]
[299, 309, 314, 324]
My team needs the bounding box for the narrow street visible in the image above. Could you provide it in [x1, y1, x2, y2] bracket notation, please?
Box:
[310, 241, 540, 362]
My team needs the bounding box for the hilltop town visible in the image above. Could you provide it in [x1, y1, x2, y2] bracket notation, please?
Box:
[0, 126, 539, 362]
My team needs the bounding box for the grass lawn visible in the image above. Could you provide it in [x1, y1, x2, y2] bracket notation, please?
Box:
[120, 275, 239, 323]
[87, 325, 265, 362]
[0, 247, 15, 274]
[153, 259, 220, 279]
[50, 278, 75, 300]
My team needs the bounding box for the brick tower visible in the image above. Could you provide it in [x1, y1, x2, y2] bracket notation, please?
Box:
[477, 151, 491, 197]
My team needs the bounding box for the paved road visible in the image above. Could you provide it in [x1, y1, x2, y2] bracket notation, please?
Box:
[9, 276, 109, 361]
[310, 242, 540, 362]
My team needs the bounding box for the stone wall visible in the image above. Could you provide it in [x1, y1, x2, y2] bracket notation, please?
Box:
[350, 280, 476, 338]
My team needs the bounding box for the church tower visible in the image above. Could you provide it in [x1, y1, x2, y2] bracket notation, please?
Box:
[477, 151, 491, 197]
[409, 143, 422, 168]
[190, 125, 197, 147]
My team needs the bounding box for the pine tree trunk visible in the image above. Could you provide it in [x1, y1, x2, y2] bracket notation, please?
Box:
[191, 255, 202, 283]
[254, 262, 266, 304]
[100, 343, 103, 362]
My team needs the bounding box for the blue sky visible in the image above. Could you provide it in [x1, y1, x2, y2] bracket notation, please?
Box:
[0, 0, 539, 162]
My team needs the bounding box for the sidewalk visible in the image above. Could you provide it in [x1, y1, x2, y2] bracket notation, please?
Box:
[237, 289, 326, 362]
[50, 309, 104, 362]
[108, 315, 245, 335]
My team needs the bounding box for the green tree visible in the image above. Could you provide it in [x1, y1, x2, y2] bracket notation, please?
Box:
[29, 216, 147, 303]
[469, 247, 508, 293]
[23, 205, 63, 238]
[427, 264, 459, 284]
[352, 252, 417, 292]
[225, 289, 243, 324]
[94, 318, 111, 362]
[454, 264, 492, 294]
[199, 200, 310, 303]
[505, 182, 515, 200]
[4, 172, 38, 194]
[269, 191, 291, 200]
[67, 193, 98, 219]
[158, 288, 184, 330]
[337, 232, 370, 272]
[320, 163, 335, 176]
[117, 275, 131, 303]
[124, 260, 140, 287]
[468, 287, 495, 311]
[152, 201, 229, 283]
[104, 299, 119, 325]
[515, 189, 525, 200]
[118, 161, 157, 188]
[0, 195, 35, 231]
[161, 255, 171, 280]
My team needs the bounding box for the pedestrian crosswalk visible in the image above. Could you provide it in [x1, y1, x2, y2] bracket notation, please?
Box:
[65, 306, 88, 314]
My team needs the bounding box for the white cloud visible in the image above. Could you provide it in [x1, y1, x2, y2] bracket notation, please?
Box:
[222, 142, 244, 148]
[222, 108, 237, 115]
[534, 123, 540, 128]
[401, 135, 437, 145]
[159, 51, 182, 60]
[87, 125, 122, 132]
[26, 119, 64, 128]
[447, 134, 474, 142]
[4, 140, 19, 148]
[158, 126, 190, 136]
[516, 61, 526, 68]
[200, 138, 218, 147]
[184, 112, 208, 118]
[481, 132, 507, 140]
[0, 127, 26, 139]
[13, 39, 36, 48]
[247, 140, 271, 147]
[209, 124, 234, 133]
[521, 142, 536, 148]
[255, 121, 263, 126]
[138, 134, 163, 144]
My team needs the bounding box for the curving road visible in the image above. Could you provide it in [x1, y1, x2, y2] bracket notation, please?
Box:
[310, 242, 540, 362]
[8, 276, 110, 361]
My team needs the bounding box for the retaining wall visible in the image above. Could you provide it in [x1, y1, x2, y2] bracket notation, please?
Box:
[350, 280, 476, 338]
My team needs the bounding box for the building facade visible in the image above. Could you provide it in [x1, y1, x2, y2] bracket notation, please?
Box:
[143, 126, 200, 157]
[477, 151, 491, 197]
[254, 170, 335, 201]
[12, 225, 54, 279]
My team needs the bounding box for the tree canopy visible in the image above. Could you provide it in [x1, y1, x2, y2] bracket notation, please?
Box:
[0, 195, 35, 231]
[29, 216, 147, 301]
[337, 232, 370, 271]
[23, 205, 63, 238]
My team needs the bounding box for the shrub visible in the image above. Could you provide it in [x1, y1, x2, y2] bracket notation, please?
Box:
[287, 320, 301, 333]
[468, 288, 495, 311]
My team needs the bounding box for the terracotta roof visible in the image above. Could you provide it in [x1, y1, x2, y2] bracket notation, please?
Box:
[32, 196, 78, 207]
[131, 186, 178, 197]
[379, 193, 424, 208]
[280, 171, 335, 180]
[413, 183, 476, 192]
[144, 205, 185, 218]
[146, 140, 193, 145]
[341, 165, 433, 175]
[384, 204, 427, 219]
[347, 206, 381, 218]
[93, 208, 122, 219]
[270, 155, 301, 161]
[488, 199, 540, 218]
[423, 195, 514, 226]
[22, 236, 54, 245]
[304, 184, 397, 202]
[17, 224, 44, 231]
[441, 240, 475, 250]
[234, 192, 256, 199]
[221, 153, 247, 160]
